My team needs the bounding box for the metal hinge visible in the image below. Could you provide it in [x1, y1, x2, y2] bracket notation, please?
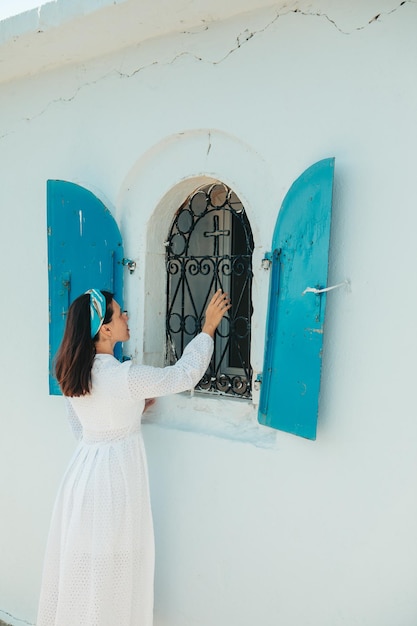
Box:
[254, 373, 262, 391]
[122, 258, 136, 274]
[261, 252, 272, 269]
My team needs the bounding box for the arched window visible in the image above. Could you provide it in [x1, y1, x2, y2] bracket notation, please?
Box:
[166, 182, 254, 398]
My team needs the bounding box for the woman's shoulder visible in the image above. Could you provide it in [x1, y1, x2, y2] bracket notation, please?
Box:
[91, 354, 134, 395]
[93, 353, 131, 373]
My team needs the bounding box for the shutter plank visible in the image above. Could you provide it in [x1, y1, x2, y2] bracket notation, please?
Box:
[258, 158, 335, 439]
[47, 181, 124, 394]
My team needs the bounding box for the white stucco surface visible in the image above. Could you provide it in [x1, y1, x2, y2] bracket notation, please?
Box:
[1, 1, 416, 624]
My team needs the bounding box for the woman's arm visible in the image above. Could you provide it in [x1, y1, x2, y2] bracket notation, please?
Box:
[128, 290, 231, 400]
[64, 398, 83, 441]
[127, 332, 213, 399]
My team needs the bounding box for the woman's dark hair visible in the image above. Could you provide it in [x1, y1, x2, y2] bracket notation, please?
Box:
[54, 290, 114, 397]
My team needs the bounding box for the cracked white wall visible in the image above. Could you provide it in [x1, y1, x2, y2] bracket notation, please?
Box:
[0, 1, 417, 625]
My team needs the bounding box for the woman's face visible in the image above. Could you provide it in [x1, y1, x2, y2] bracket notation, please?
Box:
[107, 300, 130, 343]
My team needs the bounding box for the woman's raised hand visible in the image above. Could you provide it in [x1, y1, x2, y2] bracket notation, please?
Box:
[202, 289, 232, 338]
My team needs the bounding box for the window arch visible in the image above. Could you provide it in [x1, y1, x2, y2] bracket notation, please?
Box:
[166, 182, 254, 398]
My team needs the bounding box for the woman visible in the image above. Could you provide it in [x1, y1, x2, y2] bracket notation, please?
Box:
[37, 287, 230, 626]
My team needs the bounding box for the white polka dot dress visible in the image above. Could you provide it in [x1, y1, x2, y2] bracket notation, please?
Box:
[37, 332, 213, 626]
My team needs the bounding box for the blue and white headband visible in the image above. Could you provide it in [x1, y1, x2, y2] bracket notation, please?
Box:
[85, 289, 107, 338]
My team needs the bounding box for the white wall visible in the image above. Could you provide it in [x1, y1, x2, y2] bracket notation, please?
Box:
[1, 1, 417, 624]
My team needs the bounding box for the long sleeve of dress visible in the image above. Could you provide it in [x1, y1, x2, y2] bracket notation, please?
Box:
[127, 332, 213, 400]
[64, 398, 83, 441]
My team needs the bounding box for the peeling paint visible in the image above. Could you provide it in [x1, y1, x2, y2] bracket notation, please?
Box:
[78, 209, 83, 237]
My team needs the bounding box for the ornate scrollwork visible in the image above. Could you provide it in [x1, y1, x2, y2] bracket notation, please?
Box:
[166, 182, 254, 399]
[232, 255, 247, 277]
[167, 259, 181, 275]
[218, 257, 233, 277]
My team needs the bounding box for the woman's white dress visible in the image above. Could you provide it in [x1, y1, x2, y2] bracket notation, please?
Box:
[37, 332, 213, 626]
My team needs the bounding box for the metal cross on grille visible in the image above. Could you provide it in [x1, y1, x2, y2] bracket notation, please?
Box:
[204, 215, 231, 256]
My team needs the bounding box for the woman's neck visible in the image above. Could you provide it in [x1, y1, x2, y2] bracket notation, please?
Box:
[95, 339, 115, 355]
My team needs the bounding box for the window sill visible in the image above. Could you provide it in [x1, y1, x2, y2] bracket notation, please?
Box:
[142, 391, 278, 448]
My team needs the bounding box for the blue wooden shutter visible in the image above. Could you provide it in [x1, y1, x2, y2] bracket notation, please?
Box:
[258, 158, 335, 439]
[47, 180, 124, 395]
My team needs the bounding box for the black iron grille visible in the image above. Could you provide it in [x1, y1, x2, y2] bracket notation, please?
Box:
[166, 183, 254, 398]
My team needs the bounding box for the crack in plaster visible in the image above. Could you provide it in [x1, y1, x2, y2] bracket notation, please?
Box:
[3, 12, 282, 129]
[212, 12, 280, 64]
[0, 62, 150, 133]
[148, 12, 281, 67]
[0, 0, 414, 138]
[0, 609, 34, 626]
[294, 0, 412, 34]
